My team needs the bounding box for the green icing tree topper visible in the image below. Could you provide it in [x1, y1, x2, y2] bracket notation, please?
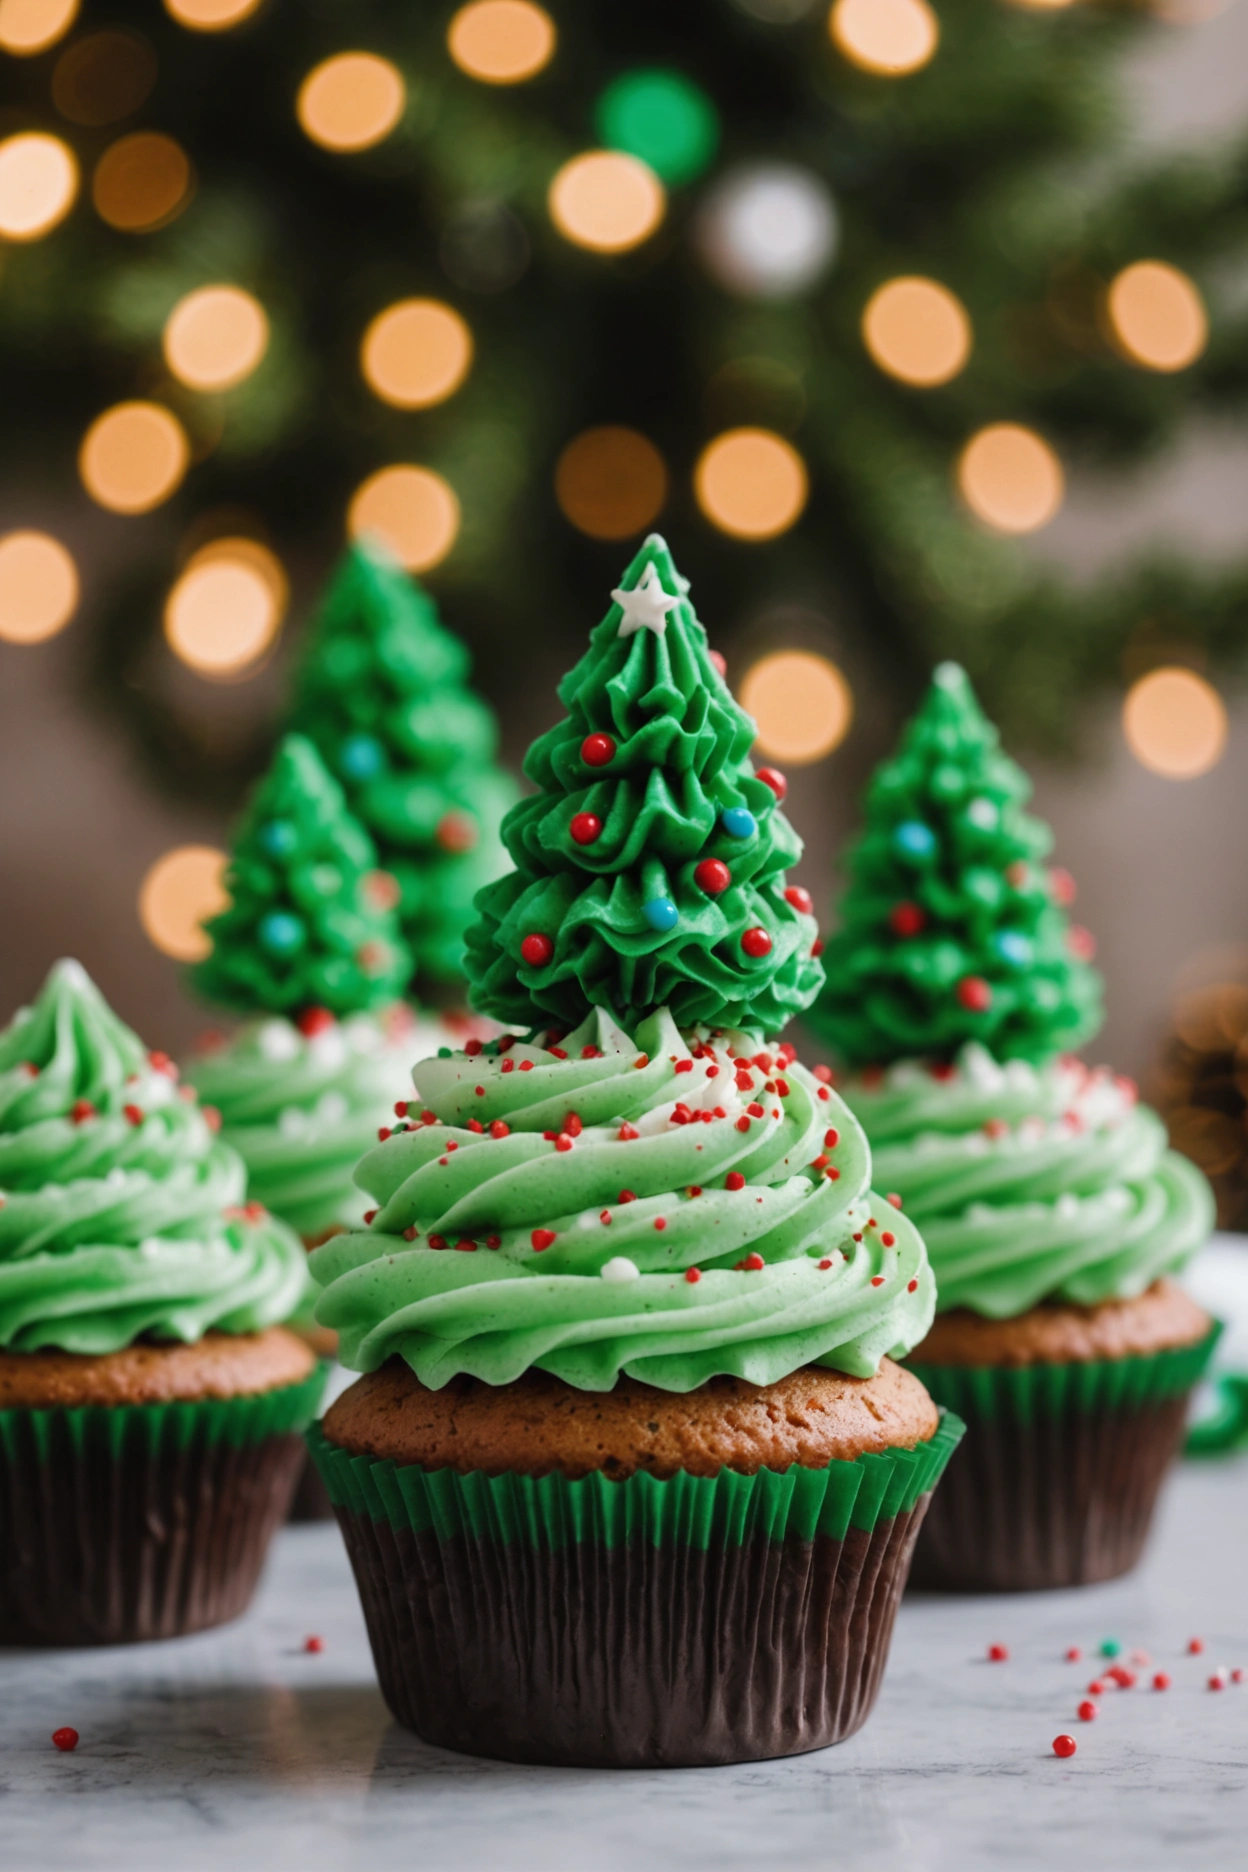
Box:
[809, 662, 1102, 1068]
[191, 733, 411, 1018]
[466, 533, 822, 1034]
[285, 540, 515, 987]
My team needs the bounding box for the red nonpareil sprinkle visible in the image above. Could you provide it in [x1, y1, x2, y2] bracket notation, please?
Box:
[402, 1227, 418, 1241]
[244, 1200, 265, 1221]
[725, 1172, 746, 1191]
[756, 765, 787, 800]
[738, 1253, 764, 1271]
[735, 1116, 752, 1134]
[811, 937, 824, 957]
[887, 1192, 903, 1210]
[685, 1267, 702, 1283]
[1153, 1672, 1171, 1691]
[1188, 1637, 1205, 1654]
[713, 1105, 727, 1119]
[1209, 1673, 1227, 1692]
[1052, 1735, 1076, 1759]
[706, 1064, 720, 1079]
[741, 927, 773, 959]
[465, 1038, 483, 1056]
[814, 1064, 834, 1084]
[475, 1085, 486, 1097]
[907, 1278, 918, 1292]
[688, 1185, 702, 1197]
[148, 1050, 177, 1077]
[618, 1122, 640, 1141]
[1087, 1681, 1104, 1696]
[1077, 1702, 1097, 1723]
[51, 1728, 79, 1752]
[428, 1235, 447, 1250]
[1065, 1647, 1082, 1663]
[1108, 1667, 1136, 1688]
[531, 1229, 557, 1252]
[827, 1167, 841, 1181]
[818, 1258, 833, 1270]
[784, 886, 813, 915]
[363, 1209, 378, 1225]
[466, 1119, 484, 1133]
[983, 1117, 1009, 1139]
[988, 1644, 1009, 1662]
[455, 1239, 478, 1253]
[775, 1077, 790, 1097]
[486, 1235, 502, 1249]
[599, 1209, 611, 1225]
[823, 1127, 840, 1149]
[421, 1110, 437, 1124]
[521, 933, 553, 966]
[618, 1190, 636, 1204]
[304, 1636, 325, 1654]
[378, 1127, 392, 1142]
[654, 1218, 667, 1231]
[695, 858, 731, 895]
[123, 1104, 143, 1126]
[203, 1105, 221, 1132]
[501, 1059, 515, 1074]
[881, 1232, 896, 1248]
[870, 1275, 885, 1287]
[490, 1120, 510, 1138]
[446, 1141, 459, 1152]
[810, 1154, 829, 1172]
[497, 1033, 516, 1053]
[570, 812, 602, 846]
[1234, 1670, 1245, 1685]
[70, 1099, 95, 1124]
[393, 1101, 409, 1118]
[554, 1133, 574, 1152]
[635, 1054, 649, 1069]
[581, 731, 616, 767]
[564, 1112, 584, 1136]
[548, 1047, 568, 1060]
[582, 1044, 603, 1059]
[853, 1233, 863, 1243]
[747, 1101, 765, 1119]
[674, 1058, 694, 1074]
[817, 1087, 831, 1102]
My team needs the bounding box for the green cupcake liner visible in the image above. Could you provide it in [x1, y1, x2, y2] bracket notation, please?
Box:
[306, 1408, 965, 1552]
[906, 1325, 1220, 1427]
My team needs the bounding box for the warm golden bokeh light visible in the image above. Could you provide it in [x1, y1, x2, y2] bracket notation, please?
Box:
[360, 299, 473, 409]
[0, 133, 78, 242]
[555, 426, 668, 540]
[92, 131, 192, 231]
[0, 531, 78, 645]
[297, 53, 406, 153]
[694, 428, 809, 541]
[348, 465, 460, 572]
[139, 845, 229, 961]
[862, 276, 972, 387]
[163, 285, 269, 392]
[1001, 0, 1076, 10]
[1107, 261, 1208, 373]
[957, 423, 1064, 534]
[740, 650, 853, 764]
[79, 402, 190, 515]
[163, 0, 263, 28]
[829, 0, 939, 75]
[52, 28, 157, 126]
[164, 539, 287, 678]
[548, 151, 665, 254]
[447, 0, 555, 83]
[1123, 667, 1227, 780]
[0, 0, 78, 55]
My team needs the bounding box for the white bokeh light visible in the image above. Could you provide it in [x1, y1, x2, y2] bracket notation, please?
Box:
[697, 163, 838, 300]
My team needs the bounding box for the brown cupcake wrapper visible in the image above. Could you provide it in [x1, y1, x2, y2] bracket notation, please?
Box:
[0, 1366, 325, 1647]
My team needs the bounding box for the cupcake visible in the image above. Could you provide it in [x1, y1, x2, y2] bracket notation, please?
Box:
[308, 535, 959, 1768]
[807, 663, 1216, 1591]
[0, 960, 319, 1645]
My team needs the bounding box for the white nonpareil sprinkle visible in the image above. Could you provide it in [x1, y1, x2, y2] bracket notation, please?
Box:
[256, 1020, 300, 1063]
[601, 1256, 641, 1283]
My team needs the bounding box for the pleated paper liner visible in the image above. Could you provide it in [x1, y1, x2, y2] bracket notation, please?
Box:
[309, 1411, 963, 1768]
[0, 1363, 326, 1647]
[905, 1327, 1219, 1594]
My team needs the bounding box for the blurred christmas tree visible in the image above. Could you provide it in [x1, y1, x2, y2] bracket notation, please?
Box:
[2, 0, 1247, 802]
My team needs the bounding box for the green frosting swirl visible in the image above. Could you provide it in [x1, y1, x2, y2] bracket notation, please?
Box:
[311, 1006, 935, 1392]
[183, 1007, 457, 1241]
[844, 1044, 1213, 1317]
[0, 960, 308, 1354]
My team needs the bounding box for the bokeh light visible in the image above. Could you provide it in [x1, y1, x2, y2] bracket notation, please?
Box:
[92, 131, 192, 231]
[51, 29, 157, 126]
[0, 133, 78, 242]
[79, 402, 190, 515]
[830, 0, 939, 75]
[139, 845, 229, 961]
[862, 276, 972, 387]
[360, 299, 473, 409]
[296, 53, 406, 153]
[163, 0, 264, 27]
[548, 151, 665, 254]
[555, 426, 668, 540]
[447, 1, 555, 84]
[163, 285, 269, 392]
[0, 0, 78, 56]
[0, 531, 78, 645]
[740, 650, 853, 763]
[1107, 261, 1207, 373]
[595, 68, 719, 186]
[164, 539, 287, 679]
[1123, 667, 1227, 779]
[957, 423, 1064, 534]
[694, 429, 808, 541]
[348, 465, 460, 572]
[697, 163, 837, 300]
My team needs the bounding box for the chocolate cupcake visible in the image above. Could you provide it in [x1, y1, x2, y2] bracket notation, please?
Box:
[807, 665, 1216, 1592]
[0, 961, 321, 1645]
[308, 537, 959, 1768]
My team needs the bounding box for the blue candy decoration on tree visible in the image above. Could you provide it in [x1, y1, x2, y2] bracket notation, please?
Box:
[642, 897, 680, 933]
[894, 820, 936, 860]
[258, 911, 305, 955]
[721, 806, 756, 839]
[339, 734, 385, 782]
[258, 819, 298, 859]
[994, 930, 1034, 967]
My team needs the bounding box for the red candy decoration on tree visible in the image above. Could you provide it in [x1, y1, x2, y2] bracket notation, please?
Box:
[581, 732, 616, 767]
[741, 927, 773, 958]
[695, 858, 731, 895]
[436, 810, 480, 854]
[570, 813, 603, 846]
[957, 976, 993, 1012]
[756, 767, 788, 801]
[784, 886, 812, 914]
[890, 902, 926, 937]
[296, 1006, 335, 1037]
[1050, 867, 1077, 905]
[521, 933, 554, 966]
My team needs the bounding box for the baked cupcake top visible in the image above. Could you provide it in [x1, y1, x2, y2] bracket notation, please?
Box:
[312, 535, 936, 1391]
[806, 664, 1212, 1316]
[0, 960, 307, 1354]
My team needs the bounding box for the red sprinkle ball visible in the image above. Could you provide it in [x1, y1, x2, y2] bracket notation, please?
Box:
[1077, 1701, 1097, 1723]
[890, 902, 926, 938]
[784, 885, 813, 914]
[741, 927, 773, 958]
[685, 1267, 702, 1283]
[1065, 1647, 1082, 1663]
[304, 1636, 325, 1654]
[725, 1172, 746, 1191]
[570, 812, 602, 846]
[521, 932, 554, 966]
[531, 1229, 557, 1252]
[756, 766, 787, 800]
[581, 732, 616, 768]
[296, 1007, 335, 1038]
[988, 1643, 1009, 1662]
[70, 1099, 95, 1124]
[52, 1728, 79, 1752]
[1153, 1672, 1171, 1691]
[1188, 1637, 1205, 1655]
[957, 976, 993, 1013]
[1052, 1735, 1077, 1760]
[695, 858, 731, 895]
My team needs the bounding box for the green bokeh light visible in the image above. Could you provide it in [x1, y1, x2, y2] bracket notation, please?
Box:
[595, 68, 719, 187]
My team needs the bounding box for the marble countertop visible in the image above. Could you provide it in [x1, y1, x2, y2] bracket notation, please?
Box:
[3, 1454, 1247, 1872]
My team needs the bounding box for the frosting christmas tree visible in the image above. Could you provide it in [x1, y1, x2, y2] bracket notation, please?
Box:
[808, 662, 1102, 1067]
[466, 534, 822, 1034]
[191, 734, 411, 1016]
[284, 541, 515, 986]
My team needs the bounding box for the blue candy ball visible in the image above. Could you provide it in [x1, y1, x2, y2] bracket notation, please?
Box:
[994, 929, 1033, 968]
[258, 819, 298, 859]
[339, 734, 385, 782]
[642, 897, 680, 933]
[721, 806, 757, 840]
[894, 820, 936, 860]
[258, 911, 305, 955]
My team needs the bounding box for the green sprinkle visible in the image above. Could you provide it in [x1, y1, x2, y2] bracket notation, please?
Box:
[1099, 1638, 1122, 1658]
[438, 1047, 452, 1058]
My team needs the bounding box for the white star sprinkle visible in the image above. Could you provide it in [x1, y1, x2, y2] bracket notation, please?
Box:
[613, 562, 681, 640]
